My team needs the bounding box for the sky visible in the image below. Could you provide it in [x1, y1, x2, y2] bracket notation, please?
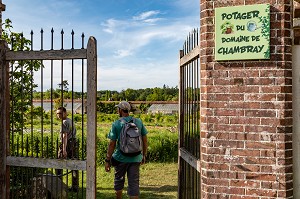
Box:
[3, 0, 200, 91]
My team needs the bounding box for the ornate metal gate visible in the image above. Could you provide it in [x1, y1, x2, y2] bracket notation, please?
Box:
[0, 27, 97, 198]
[178, 29, 201, 199]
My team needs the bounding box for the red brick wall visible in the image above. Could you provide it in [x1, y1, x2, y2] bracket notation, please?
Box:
[200, 0, 293, 198]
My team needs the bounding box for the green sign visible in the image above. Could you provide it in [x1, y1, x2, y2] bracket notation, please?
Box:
[215, 4, 270, 61]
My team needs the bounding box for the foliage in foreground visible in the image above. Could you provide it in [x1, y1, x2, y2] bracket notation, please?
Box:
[2, 19, 43, 134]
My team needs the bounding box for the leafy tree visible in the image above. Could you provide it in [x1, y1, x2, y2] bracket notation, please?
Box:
[124, 88, 137, 101]
[33, 85, 179, 102]
[58, 80, 69, 92]
[137, 88, 151, 101]
[43, 88, 60, 99]
[2, 19, 43, 134]
[25, 106, 49, 120]
[111, 92, 119, 101]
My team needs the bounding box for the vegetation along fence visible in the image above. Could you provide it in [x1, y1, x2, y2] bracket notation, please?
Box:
[178, 28, 201, 199]
[0, 22, 97, 199]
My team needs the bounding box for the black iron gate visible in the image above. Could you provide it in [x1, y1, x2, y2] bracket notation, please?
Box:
[178, 29, 201, 199]
[1, 28, 97, 198]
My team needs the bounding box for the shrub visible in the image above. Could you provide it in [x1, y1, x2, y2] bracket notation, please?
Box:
[147, 132, 178, 162]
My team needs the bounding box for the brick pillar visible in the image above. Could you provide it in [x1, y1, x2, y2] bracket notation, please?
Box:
[200, 0, 293, 198]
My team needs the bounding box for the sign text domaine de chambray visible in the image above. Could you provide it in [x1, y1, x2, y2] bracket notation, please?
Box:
[215, 4, 270, 61]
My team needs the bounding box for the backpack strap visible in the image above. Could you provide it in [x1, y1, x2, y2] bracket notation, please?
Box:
[119, 117, 135, 124]
[131, 117, 136, 124]
[119, 118, 127, 124]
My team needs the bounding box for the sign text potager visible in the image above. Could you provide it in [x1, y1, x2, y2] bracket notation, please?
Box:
[215, 4, 270, 61]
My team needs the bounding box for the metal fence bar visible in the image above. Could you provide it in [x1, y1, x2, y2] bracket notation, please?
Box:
[192, 61, 195, 156]
[179, 28, 201, 199]
[196, 58, 200, 159]
[81, 33, 85, 161]
[10, 60, 14, 157]
[30, 32, 34, 158]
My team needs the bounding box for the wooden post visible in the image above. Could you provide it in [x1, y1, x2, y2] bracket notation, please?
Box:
[177, 49, 184, 199]
[0, 40, 9, 199]
[86, 36, 97, 199]
[0, 1, 6, 37]
[0, 4, 9, 198]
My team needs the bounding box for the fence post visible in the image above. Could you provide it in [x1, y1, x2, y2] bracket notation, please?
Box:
[86, 36, 97, 199]
[178, 49, 184, 199]
[0, 3, 9, 199]
[0, 39, 9, 198]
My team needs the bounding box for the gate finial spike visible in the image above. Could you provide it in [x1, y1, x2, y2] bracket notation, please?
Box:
[61, 29, 64, 50]
[81, 33, 85, 49]
[51, 28, 54, 50]
[71, 30, 74, 49]
[30, 30, 33, 50]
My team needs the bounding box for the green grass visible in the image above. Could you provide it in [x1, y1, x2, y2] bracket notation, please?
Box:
[63, 162, 177, 198]
[96, 162, 178, 198]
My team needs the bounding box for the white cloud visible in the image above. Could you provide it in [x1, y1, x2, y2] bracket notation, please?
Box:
[133, 10, 160, 21]
[101, 10, 163, 34]
[101, 19, 117, 34]
[132, 10, 163, 25]
[114, 49, 133, 58]
[100, 14, 197, 59]
[143, 18, 163, 24]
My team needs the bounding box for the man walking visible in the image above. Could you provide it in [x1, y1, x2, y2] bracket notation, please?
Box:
[56, 106, 79, 192]
[105, 101, 148, 199]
